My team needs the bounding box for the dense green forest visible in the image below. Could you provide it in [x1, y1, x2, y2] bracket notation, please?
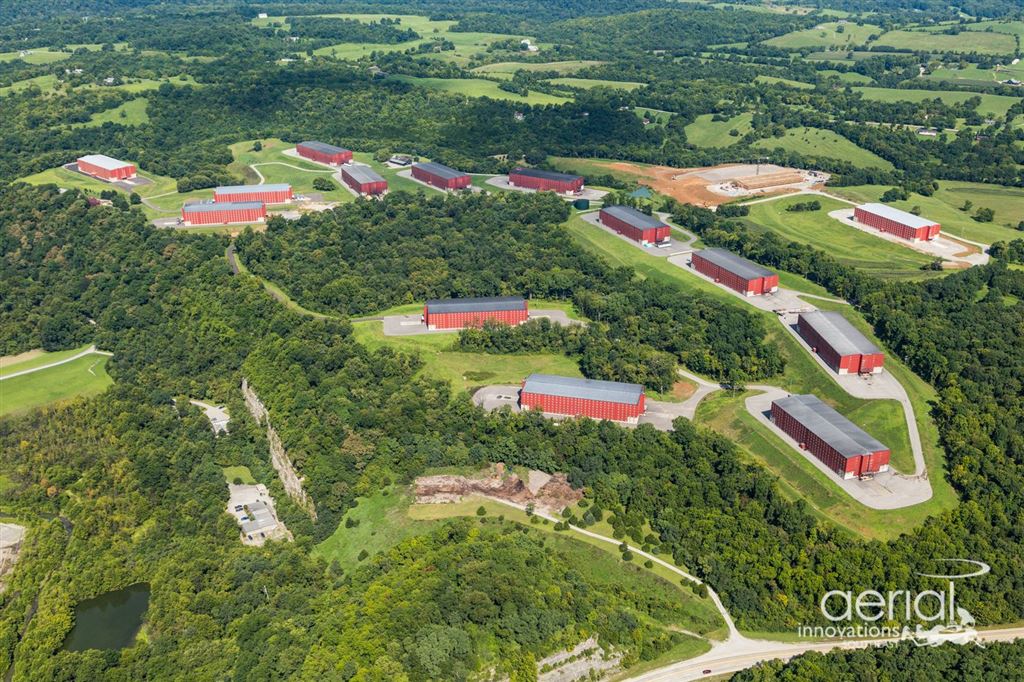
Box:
[2, 0, 1024, 679]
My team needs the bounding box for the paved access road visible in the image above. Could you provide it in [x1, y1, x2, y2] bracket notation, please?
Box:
[0, 345, 112, 380]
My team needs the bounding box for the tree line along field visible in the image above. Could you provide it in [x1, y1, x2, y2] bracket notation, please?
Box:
[762, 21, 883, 50]
[472, 60, 606, 76]
[753, 127, 895, 170]
[852, 87, 1021, 119]
[388, 75, 572, 105]
[546, 77, 645, 91]
[684, 113, 754, 147]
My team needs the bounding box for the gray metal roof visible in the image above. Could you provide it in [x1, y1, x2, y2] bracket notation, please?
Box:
[413, 161, 468, 180]
[183, 201, 263, 214]
[240, 501, 278, 535]
[773, 394, 888, 458]
[511, 167, 582, 182]
[696, 248, 774, 281]
[799, 311, 880, 357]
[426, 296, 526, 314]
[298, 140, 350, 155]
[78, 154, 133, 170]
[343, 165, 386, 184]
[602, 205, 668, 230]
[522, 373, 644, 405]
[216, 183, 290, 193]
[858, 203, 937, 229]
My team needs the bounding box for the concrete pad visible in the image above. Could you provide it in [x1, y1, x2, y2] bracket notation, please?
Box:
[829, 208, 989, 266]
[745, 388, 933, 509]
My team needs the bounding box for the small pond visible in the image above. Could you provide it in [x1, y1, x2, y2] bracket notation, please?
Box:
[62, 583, 150, 651]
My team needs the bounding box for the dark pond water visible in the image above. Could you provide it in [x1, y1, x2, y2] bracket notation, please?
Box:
[62, 583, 150, 651]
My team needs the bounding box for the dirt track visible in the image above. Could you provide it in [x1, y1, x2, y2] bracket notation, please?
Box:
[596, 162, 815, 207]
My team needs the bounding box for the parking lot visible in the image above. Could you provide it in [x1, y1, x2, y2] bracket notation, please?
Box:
[225, 483, 291, 546]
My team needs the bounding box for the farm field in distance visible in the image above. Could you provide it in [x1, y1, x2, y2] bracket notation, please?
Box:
[753, 127, 895, 170]
[684, 113, 754, 147]
[388, 75, 572, 104]
[546, 77, 645, 91]
[762, 21, 882, 49]
[852, 86, 1021, 118]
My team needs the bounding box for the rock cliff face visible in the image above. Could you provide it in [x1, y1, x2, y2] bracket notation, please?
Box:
[241, 378, 317, 521]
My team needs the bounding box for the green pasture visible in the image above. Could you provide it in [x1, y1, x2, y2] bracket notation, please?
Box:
[473, 60, 605, 75]
[755, 75, 813, 89]
[852, 86, 1019, 118]
[741, 195, 933, 278]
[832, 182, 1024, 245]
[818, 70, 873, 83]
[547, 77, 644, 91]
[388, 75, 571, 105]
[0, 353, 113, 416]
[0, 49, 70, 64]
[753, 127, 894, 170]
[872, 29, 1016, 55]
[922, 64, 999, 87]
[0, 74, 60, 95]
[763, 22, 881, 50]
[351, 321, 582, 396]
[70, 97, 149, 128]
[222, 466, 257, 485]
[684, 113, 753, 147]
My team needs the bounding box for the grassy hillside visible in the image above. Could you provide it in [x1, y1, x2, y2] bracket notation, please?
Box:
[832, 182, 1024, 245]
[753, 127, 894, 170]
[389, 75, 571, 104]
[70, 97, 150, 128]
[852, 86, 1020, 118]
[547, 77, 644, 91]
[0, 353, 112, 416]
[873, 28, 1016, 55]
[763, 21, 880, 49]
[473, 60, 604, 76]
[684, 113, 753, 147]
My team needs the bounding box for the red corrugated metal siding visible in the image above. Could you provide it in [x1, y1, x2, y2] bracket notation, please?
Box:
[297, 144, 351, 165]
[182, 205, 266, 225]
[854, 207, 940, 241]
[508, 172, 584, 193]
[412, 166, 471, 190]
[692, 252, 775, 295]
[341, 169, 388, 195]
[78, 159, 136, 180]
[520, 388, 645, 421]
[599, 210, 671, 243]
[771, 402, 889, 477]
[424, 308, 528, 329]
[214, 187, 293, 203]
[797, 316, 885, 375]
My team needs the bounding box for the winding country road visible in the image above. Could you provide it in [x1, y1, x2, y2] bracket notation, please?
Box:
[0, 345, 112, 380]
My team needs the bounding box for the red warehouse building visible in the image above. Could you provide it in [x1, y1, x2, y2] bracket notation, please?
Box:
[600, 205, 671, 245]
[854, 203, 940, 242]
[424, 296, 529, 329]
[691, 248, 779, 296]
[520, 374, 646, 423]
[296, 141, 352, 166]
[771, 394, 890, 479]
[798, 311, 884, 375]
[182, 201, 266, 225]
[412, 161, 471, 191]
[214, 184, 293, 204]
[76, 154, 136, 181]
[341, 165, 388, 196]
[508, 168, 584, 194]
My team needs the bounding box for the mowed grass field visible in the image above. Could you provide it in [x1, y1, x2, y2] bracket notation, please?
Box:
[0, 49, 70, 64]
[0, 74, 60, 95]
[833, 182, 1024, 245]
[222, 466, 257, 485]
[852, 86, 1020, 118]
[389, 75, 571, 105]
[227, 138, 352, 203]
[763, 21, 882, 49]
[874, 28, 1017, 55]
[351, 321, 582, 396]
[69, 97, 149, 128]
[741, 195, 933, 277]
[684, 113, 753, 147]
[547, 77, 644, 91]
[755, 75, 813, 89]
[753, 127, 894, 170]
[0, 352, 112, 416]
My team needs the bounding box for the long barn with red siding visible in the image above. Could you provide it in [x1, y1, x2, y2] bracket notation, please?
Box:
[424, 296, 528, 329]
[508, 168, 584, 194]
[691, 248, 779, 296]
[797, 311, 884, 375]
[296, 141, 352, 166]
[182, 201, 266, 225]
[214, 184, 293, 204]
[520, 374, 646, 423]
[771, 394, 890, 479]
[854, 203, 940, 242]
[76, 154, 137, 181]
[599, 205, 671, 245]
[341, 165, 388, 196]
[412, 161, 471, 190]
